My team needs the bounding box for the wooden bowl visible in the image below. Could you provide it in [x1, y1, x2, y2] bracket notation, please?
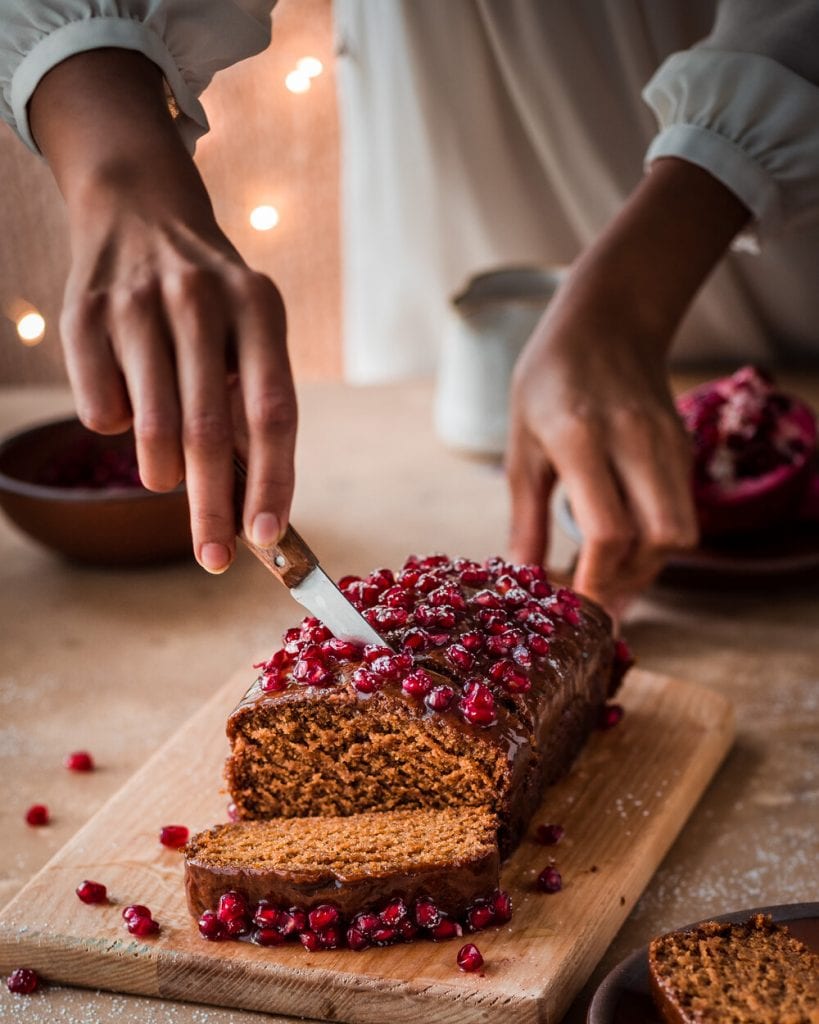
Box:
[0, 417, 192, 566]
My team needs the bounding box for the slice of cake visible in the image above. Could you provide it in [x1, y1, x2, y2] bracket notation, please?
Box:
[648, 913, 819, 1023]
[225, 554, 627, 855]
[185, 807, 510, 950]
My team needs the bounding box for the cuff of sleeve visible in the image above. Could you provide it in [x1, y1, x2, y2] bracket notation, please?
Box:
[10, 16, 209, 154]
[644, 123, 780, 248]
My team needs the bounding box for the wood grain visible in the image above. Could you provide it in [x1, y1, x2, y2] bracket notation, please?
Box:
[0, 669, 733, 1023]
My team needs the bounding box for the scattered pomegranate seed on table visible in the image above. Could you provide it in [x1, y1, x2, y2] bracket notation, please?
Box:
[159, 825, 189, 848]
[226, 801, 239, 822]
[122, 904, 160, 936]
[75, 880, 107, 904]
[25, 804, 49, 826]
[6, 967, 39, 994]
[535, 823, 565, 846]
[537, 866, 563, 893]
[457, 943, 484, 972]
[63, 750, 94, 772]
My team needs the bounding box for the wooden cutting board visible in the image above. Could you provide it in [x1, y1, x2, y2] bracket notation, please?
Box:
[0, 668, 733, 1023]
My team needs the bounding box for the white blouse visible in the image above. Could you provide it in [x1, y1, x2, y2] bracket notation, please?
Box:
[2, 0, 819, 376]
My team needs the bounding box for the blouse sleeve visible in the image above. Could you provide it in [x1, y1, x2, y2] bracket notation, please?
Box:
[642, 0, 819, 247]
[0, 1, 276, 154]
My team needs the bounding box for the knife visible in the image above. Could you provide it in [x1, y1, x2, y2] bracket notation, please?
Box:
[233, 458, 387, 648]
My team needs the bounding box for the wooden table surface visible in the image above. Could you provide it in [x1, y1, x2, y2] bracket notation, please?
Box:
[2, 377, 818, 1024]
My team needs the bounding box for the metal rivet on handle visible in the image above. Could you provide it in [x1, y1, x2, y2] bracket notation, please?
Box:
[274, 555, 286, 568]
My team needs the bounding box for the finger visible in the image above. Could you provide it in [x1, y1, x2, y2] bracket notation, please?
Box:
[163, 270, 235, 574]
[609, 409, 698, 585]
[233, 274, 297, 547]
[108, 285, 184, 492]
[547, 426, 637, 607]
[506, 415, 556, 566]
[60, 292, 131, 434]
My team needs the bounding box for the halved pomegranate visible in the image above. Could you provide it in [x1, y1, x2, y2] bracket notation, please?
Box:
[677, 366, 817, 537]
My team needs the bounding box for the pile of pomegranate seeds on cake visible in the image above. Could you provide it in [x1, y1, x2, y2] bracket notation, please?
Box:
[252, 554, 629, 731]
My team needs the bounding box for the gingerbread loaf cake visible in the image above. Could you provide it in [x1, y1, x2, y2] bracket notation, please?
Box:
[225, 554, 628, 856]
[185, 807, 509, 948]
[648, 914, 819, 1023]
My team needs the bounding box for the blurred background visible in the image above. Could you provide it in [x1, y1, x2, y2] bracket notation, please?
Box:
[0, 0, 341, 386]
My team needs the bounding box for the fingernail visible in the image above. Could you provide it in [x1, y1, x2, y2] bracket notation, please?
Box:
[251, 512, 281, 548]
[200, 542, 232, 574]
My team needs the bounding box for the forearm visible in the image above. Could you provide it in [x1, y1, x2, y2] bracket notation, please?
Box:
[29, 49, 212, 222]
[558, 156, 751, 356]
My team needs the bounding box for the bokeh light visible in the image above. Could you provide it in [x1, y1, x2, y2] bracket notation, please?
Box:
[285, 69, 311, 94]
[296, 57, 323, 78]
[249, 205, 280, 231]
[16, 310, 45, 345]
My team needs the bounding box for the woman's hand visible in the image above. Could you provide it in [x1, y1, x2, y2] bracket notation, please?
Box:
[506, 158, 751, 616]
[29, 49, 296, 573]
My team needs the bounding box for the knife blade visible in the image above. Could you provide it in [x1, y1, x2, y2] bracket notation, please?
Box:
[233, 458, 388, 648]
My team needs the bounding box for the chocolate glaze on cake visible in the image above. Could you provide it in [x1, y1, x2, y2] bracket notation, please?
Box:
[225, 555, 625, 856]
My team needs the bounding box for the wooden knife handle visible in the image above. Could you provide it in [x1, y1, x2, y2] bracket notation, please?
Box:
[233, 457, 318, 588]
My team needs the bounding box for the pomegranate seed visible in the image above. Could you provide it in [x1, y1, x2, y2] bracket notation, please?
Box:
[503, 586, 529, 608]
[397, 567, 421, 588]
[367, 568, 395, 591]
[488, 659, 510, 682]
[401, 627, 429, 651]
[465, 901, 494, 931]
[370, 654, 405, 679]
[159, 825, 189, 849]
[495, 574, 517, 594]
[380, 898, 408, 926]
[402, 669, 433, 698]
[253, 901, 283, 928]
[459, 567, 491, 586]
[351, 912, 381, 936]
[370, 606, 409, 629]
[253, 927, 285, 946]
[299, 930, 322, 952]
[338, 574, 362, 592]
[283, 627, 302, 643]
[226, 801, 240, 822]
[292, 656, 332, 687]
[6, 968, 39, 994]
[415, 572, 441, 594]
[491, 889, 513, 923]
[381, 585, 413, 609]
[459, 630, 484, 652]
[398, 917, 419, 940]
[502, 665, 531, 693]
[322, 638, 362, 661]
[425, 685, 455, 711]
[561, 606, 581, 626]
[430, 586, 466, 611]
[419, 554, 451, 569]
[446, 644, 474, 671]
[302, 623, 332, 644]
[557, 587, 582, 608]
[352, 668, 380, 694]
[198, 910, 224, 940]
[414, 897, 441, 929]
[529, 634, 551, 656]
[371, 925, 398, 946]
[460, 683, 497, 727]
[511, 644, 532, 668]
[535, 823, 565, 846]
[537, 866, 563, 893]
[261, 670, 287, 692]
[527, 613, 555, 637]
[319, 925, 342, 949]
[76, 880, 107, 905]
[225, 916, 250, 938]
[127, 914, 160, 937]
[598, 703, 625, 729]
[457, 943, 484, 972]
[308, 904, 340, 932]
[462, 702, 496, 726]
[473, 590, 502, 609]
[530, 579, 552, 598]
[25, 804, 48, 826]
[122, 904, 151, 922]
[431, 917, 463, 941]
[217, 891, 247, 923]
[363, 644, 392, 663]
[287, 907, 308, 934]
[64, 750, 94, 772]
[413, 604, 435, 626]
[346, 926, 369, 951]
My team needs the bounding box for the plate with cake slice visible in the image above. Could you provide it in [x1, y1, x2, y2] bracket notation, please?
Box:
[586, 901, 819, 1023]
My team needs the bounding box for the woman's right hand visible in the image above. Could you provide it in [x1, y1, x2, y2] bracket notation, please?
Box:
[29, 49, 296, 573]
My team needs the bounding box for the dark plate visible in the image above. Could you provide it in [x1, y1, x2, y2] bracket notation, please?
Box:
[555, 492, 819, 587]
[587, 902, 819, 1024]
